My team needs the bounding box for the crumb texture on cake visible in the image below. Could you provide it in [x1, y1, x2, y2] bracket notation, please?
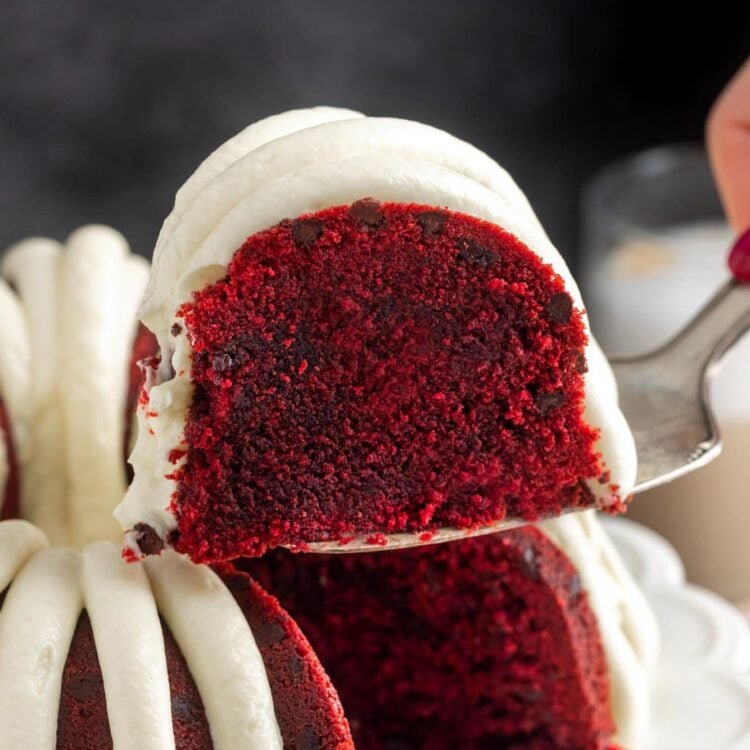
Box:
[173, 201, 602, 560]
[245, 524, 618, 750]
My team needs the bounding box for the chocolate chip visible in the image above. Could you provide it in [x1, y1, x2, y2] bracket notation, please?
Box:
[455, 237, 497, 267]
[255, 621, 286, 647]
[226, 575, 251, 596]
[288, 653, 305, 677]
[519, 688, 545, 703]
[536, 391, 565, 415]
[575, 352, 588, 374]
[349, 198, 384, 227]
[212, 352, 234, 373]
[519, 544, 540, 580]
[417, 210, 447, 237]
[568, 574, 583, 598]
[545, 292, 573, 324]
[170, 323, 182, 337]
[292, 219, 323, 248]
[132, 523, 165, 556]
[69, 674, 99, 702]
[171, 694, 196, 721]
[295, 725, 321, 750]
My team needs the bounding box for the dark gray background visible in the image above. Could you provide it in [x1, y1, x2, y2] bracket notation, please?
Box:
[1, 1, 748, 268]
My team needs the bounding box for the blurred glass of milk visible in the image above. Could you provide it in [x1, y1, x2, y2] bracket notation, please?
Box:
[581, 144, 750, 607]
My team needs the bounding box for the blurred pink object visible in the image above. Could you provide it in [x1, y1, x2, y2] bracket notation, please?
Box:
[728, 228, 750, 282]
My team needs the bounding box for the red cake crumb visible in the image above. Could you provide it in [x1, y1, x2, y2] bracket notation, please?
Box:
[175, 201, 602, 562]
[0, 399, 19, 520]
[124, 324, 159, 465]
[244, 527, 616, 750]
[37, 564, 353, 749]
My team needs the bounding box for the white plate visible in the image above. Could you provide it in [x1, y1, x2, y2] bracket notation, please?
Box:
[604, 516, 750, 749]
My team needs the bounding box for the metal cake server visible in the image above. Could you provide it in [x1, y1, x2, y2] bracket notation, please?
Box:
[307, 276, 750, 554]
[611, 277, 750, 492]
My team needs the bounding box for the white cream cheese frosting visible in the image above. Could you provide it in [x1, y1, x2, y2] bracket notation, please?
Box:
[0, 545, 82, 749]
[0, 522, 283, 750]
[0, 227, 149, 546]
[540, 510, 659, 748]
[117, 107, 637, 553]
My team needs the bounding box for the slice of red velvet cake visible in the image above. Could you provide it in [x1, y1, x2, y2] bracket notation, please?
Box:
[117, 109, 637, 563]
[243, 513, 657, 750]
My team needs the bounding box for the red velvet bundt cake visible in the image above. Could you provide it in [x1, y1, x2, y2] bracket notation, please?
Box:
[0, 525, 352, 749]
[115, 108, 637, 562]
[244, 511, 658, 750]
[0, 228, 353, 749]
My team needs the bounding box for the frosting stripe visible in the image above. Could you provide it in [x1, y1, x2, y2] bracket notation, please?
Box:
[0, 548, 82, 749]
[0, 279, 31, 516]
[60, 226, 138, 546]
[1, 239, 67, 543]
[0, 520, 49, 591]
[170, 106, 364, 226]
[0, 438, 7, 514]
[82, 541, 175, 749]
[2, 229, 148, 547]
[146, 551, 283, 750]
[0, 280, 31, 458]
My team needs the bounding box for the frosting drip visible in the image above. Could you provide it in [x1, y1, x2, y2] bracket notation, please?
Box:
[0, 275, 31, 519]
[0, 545, 82, 748]
[146, 551, 283, 749]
